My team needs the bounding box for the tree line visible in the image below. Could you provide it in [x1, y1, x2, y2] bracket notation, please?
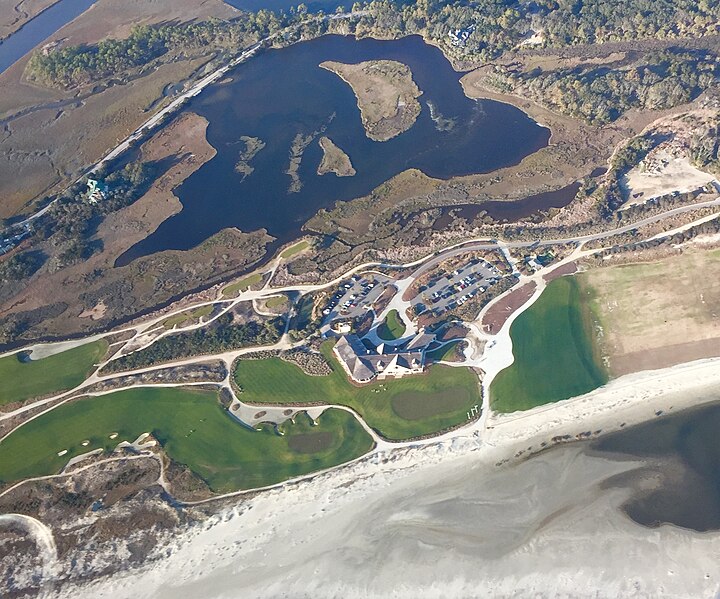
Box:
[104, 314, 284, 373]
[490, 49, 719, 125]
[26, 0, 720, 89]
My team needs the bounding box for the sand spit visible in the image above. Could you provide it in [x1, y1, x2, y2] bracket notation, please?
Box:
[63, 358, 720, 599]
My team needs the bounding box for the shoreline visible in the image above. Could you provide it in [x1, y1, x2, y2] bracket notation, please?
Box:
[483, 356, 720, 464]
[62, 356, 720, 599]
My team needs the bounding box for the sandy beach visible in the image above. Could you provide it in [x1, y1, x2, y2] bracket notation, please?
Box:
[61, 356, 720, 599]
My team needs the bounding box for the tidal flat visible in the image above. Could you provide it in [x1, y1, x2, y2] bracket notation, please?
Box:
[65, 419, 720, 597]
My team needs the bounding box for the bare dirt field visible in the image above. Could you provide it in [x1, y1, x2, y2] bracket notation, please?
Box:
[320, 59, 422, 142]
[543, 261, 577, 282]
[622, 151, 716, 206]
[0, 0, 59, 40]
[580, 248, 720, 376]
[619, 109, 720, 207]
[481, 281, 537, 335]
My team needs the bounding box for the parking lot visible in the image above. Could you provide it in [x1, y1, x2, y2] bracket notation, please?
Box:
[411, 259, 502, 316]
[321, 273, 392, 325]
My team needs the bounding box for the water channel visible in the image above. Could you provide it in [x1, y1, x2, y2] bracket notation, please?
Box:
[0, 0, 97, 74]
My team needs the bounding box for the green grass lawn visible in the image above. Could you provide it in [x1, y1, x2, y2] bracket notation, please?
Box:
[0, 339, 108, 406]
[265, 295, 289, 310]
[377, 309, 406, 341]
[0, 387, 373, 492]
[490, 276, 608, 413]
[426, 341, 461, 362]
[222, 273, 263, 297]
[162, 305, 214, 329]
[280, 240, 310, 259]
[234, 343, 481, 440]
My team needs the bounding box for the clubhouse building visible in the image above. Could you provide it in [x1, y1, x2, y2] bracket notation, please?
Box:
[333, 332, 434, 384]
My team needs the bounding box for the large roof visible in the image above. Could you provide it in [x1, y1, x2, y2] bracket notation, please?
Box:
[334, 334, 426, 382]
[405, 332, 435, 351]
[334, 335, 375, 381]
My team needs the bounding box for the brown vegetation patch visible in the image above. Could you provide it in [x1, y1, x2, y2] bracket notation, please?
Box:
[0, 0, 236, 217]
[482, 281, 537, 334]
[0, 112, 268, 345]
[317, 136, 356, 177]
[319, 59, 422, 142]
[0, 0, 60, 41]
[437, 324, 467, 341]
[612, 338, 720, 377]
[543, 261, 577, 282]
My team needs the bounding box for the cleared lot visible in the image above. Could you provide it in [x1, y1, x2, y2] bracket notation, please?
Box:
[579, 248, 720, 375]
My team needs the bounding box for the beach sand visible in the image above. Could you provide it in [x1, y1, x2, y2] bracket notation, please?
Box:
[63, 358, 720, 598]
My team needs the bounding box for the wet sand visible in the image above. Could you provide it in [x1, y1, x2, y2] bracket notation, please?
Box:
[65, 370, 720, 598]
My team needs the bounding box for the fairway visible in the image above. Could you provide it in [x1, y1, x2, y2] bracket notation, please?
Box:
[234, 342, 480, 440]
[377, 309, 406, 341]
[222, 273, 263, 297]
[280, 240, 310, 259]
[490, 276, 607, 413]
[0, 388, 374, 492]
[0, 339, 108, 406]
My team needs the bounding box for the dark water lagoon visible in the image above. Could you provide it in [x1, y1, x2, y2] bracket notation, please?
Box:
[0, 0, 97, 74]
[593, 400, 720, 532]
[118, 35, 549, 264]
[429, 181, 583, 230]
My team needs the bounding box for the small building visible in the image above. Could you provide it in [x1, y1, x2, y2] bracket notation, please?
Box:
[86, 178, 108, 204]
[331, 321, 352, 334]
[448, 25, 475, 47]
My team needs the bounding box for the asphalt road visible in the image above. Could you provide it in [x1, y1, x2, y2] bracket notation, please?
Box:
[410, 196, 720, 280]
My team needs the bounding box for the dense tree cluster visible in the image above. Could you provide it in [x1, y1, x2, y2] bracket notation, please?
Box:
[590, 135, 657, 219]
[541, 0, 720, 46]
[26, 12, 290, 87]
[350, 0, 527, 63]
[104, 314, 284, 372]
[494, 49, 719, 124]
[0, 252, 44, 283]
[350, 0, 720, 63]
[689, 116, 720, 175]
[25, 0, 720, 89]
[37, 161, 156, 266]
